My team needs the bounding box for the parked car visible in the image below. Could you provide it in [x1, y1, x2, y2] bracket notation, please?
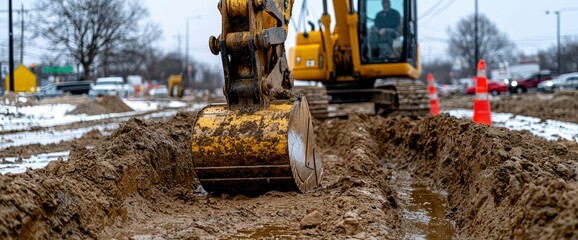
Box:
[537, 72, 578, 92]
[149, 85, 169, 98]
[89, 77, 132, 98]
[36, 81, 93, 100]
[508, 71, 552, 94]
[466, 80, 508, 95]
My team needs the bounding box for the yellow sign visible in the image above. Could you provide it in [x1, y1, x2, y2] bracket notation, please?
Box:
[5, 64, 37, 93]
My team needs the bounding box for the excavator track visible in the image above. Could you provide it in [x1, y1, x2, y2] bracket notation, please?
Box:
[293, 86, 330, 119]
[377, 80, 430, 117]
[295, 81, 429, 119]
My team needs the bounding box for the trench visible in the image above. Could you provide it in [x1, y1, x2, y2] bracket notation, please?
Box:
[390, 165, 456, 240]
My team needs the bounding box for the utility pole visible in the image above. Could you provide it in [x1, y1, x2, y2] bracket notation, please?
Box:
[8, 0, 15, 91]
[185, 16, 201, 69]
[20, 3, 24, 64]
[474, 0, 479, 76]
[173, 33, 183, 67]
[556, 12, 561, 74]
[186, 20, 189, 66]
[546, 8, 578, 74]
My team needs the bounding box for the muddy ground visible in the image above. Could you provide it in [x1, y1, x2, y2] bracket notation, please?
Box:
[0, 92, 578, 239]
[442, 91, 578, 124]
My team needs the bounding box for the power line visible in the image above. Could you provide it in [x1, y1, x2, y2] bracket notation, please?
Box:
[419, 0, 445, 19]
[419, 0, 457, 24]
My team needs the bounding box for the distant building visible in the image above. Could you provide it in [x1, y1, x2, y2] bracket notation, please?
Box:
[4, 64, 37, 93]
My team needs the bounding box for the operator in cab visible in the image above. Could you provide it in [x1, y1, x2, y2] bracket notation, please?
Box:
[370, 0, 401, 59]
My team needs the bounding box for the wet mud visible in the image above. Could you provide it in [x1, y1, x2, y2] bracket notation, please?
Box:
[1, 105, 577, 238]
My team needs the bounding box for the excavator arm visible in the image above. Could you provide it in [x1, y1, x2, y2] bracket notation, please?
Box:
[191, 0, 323, 194]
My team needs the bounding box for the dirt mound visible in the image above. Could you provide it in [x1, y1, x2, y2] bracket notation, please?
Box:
[0, 92, 37, 107]
[0, 112, 198, 238]
[492, 92, 578, 123]
[374, 114, 578, 239]
[39, 95, 90, 105]
[67, 96, 134, 115]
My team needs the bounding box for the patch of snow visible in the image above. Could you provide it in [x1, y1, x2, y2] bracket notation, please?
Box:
[0, 151, 70, 174]
[446, 109, 578, 142]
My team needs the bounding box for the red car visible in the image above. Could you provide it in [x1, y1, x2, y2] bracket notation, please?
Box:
[466, 80, 508, 95]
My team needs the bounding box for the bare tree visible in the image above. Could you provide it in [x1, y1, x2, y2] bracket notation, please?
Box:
[447, 14, 518, 77]
[538, 37, 578, 74]
[105, 23, 162, 78]
[146, 51, 184, 83]
[34, 0, 149, 80]
[198, 64, 224, 93]
[420, 60, 453, 84]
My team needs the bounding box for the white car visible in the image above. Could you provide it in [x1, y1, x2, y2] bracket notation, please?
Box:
[538, 72, 578, 93]
[149, 85, 169, 98]
[90, 77, 132, 97]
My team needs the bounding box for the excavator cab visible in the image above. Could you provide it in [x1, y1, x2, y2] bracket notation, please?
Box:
[291, 0, 428, 117]
[359, 0, 418, 66]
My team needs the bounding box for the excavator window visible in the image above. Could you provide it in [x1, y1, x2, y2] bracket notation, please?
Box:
[359, 0, 413, 65]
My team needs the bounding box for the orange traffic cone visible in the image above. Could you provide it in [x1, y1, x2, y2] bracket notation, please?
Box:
[427, 73, 441, 115]
[473, 60, 492, 125]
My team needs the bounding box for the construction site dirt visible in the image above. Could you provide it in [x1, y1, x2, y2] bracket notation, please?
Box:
[1, 92, 578, 239]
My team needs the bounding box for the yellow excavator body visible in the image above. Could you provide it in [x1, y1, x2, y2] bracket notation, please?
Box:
[290, 0, 429, 117]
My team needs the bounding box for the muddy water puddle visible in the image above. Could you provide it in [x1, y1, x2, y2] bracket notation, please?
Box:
[391, 167, 456, 239]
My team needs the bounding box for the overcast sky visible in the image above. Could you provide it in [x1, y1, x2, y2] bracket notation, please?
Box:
[1, 0, 578, 68]
[136, 0, 578, 66]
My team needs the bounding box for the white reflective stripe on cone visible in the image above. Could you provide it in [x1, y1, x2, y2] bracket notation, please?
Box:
[475, 93, 489, 100]
[429, 93, 438, 100]
[477, 70, 487, 78]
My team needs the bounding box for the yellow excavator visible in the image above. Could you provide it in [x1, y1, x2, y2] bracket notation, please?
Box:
[168, 65, 196, 98]
[168, 74, 184, 98]
[291, 0, 429, 118]
[191, 0, 424, 195]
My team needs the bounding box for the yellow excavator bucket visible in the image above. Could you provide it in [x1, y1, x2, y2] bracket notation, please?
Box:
[192, 99, 323, 194]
